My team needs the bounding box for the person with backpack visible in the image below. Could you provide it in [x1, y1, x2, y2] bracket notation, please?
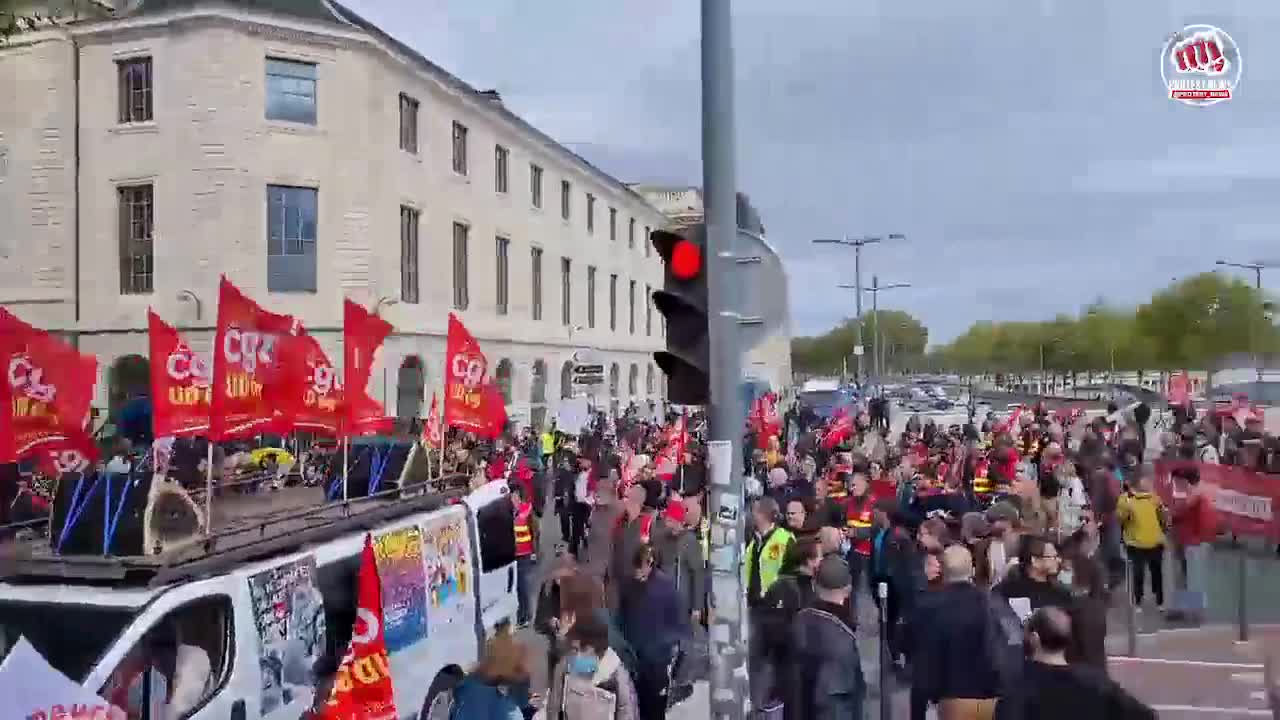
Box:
[547, 613, 641, 720]
[909, 545, 1003, 720]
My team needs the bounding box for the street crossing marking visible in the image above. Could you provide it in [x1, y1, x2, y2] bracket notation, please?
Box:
[1109, 656, 1265, 670]
[1150, 705, 1270, 716]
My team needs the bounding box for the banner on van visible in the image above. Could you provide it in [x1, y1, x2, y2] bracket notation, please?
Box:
[373, 526, 429, 652]
[247, 556, 327, 715]
[0, 636, 125, 720]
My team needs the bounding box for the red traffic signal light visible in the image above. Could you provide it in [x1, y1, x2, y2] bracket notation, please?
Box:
[671, 239, 702, 280]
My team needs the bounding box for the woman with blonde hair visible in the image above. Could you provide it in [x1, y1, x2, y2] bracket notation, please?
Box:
[449, 627, 531, 720]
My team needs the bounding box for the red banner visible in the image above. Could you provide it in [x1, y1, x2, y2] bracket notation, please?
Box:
[421, 393, 442, 448]
[209, 277, 298, 441]
[319, 535, 398, 720]
[1154, 460, 1280, 541]
[1167, 370, 1190, 407]
[443, 313, 505, 439]
[0, 307, 98, 464]
[268, 328, 343, 436]
[149, 310, 212, 438]
[343, 299, 393, 437]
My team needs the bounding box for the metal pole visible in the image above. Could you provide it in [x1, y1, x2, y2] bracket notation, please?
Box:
[1255, 267, 1263, 399]
[1238, 548, 1249, 642]
[203, 442, 214, 535]
[878, 580, 891, 720]
[342, 436, 350, 502]
[701, 1, 748, 718]
[871, 275, 880, 386]
[854, 243, 864, 385]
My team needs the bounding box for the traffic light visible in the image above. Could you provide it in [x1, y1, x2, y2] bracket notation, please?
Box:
[651, 224, 709, 405]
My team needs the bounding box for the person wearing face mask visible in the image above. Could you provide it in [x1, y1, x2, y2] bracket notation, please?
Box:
[1058, 546, 1109, 673]
[548, 613, 641, 720]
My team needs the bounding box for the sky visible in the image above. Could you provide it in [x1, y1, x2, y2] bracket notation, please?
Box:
[342, 0, 1280, 346]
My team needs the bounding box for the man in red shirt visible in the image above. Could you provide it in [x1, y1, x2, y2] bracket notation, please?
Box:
[1171, 466, 1216, 621]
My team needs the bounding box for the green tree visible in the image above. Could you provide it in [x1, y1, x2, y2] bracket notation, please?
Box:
[930, 272, 1277, 373]
[792, 309, 928, 375]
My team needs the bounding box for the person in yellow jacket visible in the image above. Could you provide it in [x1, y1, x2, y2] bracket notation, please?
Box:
[1116, 468, 1169, 609]
[742, 495, 794, 710]
[540, 424, 557, 467]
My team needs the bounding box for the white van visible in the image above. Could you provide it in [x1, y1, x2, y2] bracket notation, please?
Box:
[0, 480, 520, 720]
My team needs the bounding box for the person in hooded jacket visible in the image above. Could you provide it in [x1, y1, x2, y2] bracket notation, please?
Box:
[449, 629, 531, 720]
[548, 614, 641, 720]
[788, 555, 865, 720]
[759, 539, 822, 719]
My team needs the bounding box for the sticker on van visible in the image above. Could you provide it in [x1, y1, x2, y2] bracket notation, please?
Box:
[247, 557, 326, 714]
[373, 526, 430, 652]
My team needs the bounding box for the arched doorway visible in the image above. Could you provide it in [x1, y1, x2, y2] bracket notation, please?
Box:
[530, 360, 548, 430]
[109, 354, 151, 442]
[396, 356, 425, 422]
[495, 359, 514, 405]
[560, 361, 574, 399]
[608, 362, 620, 417]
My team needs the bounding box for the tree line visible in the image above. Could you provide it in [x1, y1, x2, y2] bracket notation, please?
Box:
[792, 272, 1278, 376]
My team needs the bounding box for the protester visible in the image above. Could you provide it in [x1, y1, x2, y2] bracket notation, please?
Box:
[547, 613, 641, 720]
[618, 544, 686, 720]
[450, 629, 531, 720]
[993, 607, 1156, 720]
[654, 499, 705, 625]
[788, 555, 866, 720]
[1115, 466, 1168, 610]
[994, 535, 1073, 613]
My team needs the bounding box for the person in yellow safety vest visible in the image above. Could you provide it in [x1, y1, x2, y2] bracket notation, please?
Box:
[743, 496, 794, 710]
[540, 424, 557, 467]
[511, 483, 539, 627]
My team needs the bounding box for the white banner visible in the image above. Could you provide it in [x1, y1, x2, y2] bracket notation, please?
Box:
[0, 637, 126, 719]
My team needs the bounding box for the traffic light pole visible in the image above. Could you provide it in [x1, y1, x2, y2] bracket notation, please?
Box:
[701, 1, 749, 719]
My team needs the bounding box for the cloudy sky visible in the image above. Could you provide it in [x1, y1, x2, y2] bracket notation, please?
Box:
[344, 0, 1279, 345]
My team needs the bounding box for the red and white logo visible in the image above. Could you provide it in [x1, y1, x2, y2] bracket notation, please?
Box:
[1162, 25, 1242, 106]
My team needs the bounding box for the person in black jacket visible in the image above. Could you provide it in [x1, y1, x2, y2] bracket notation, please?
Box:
[759, 539, 822, 718]
[788, 555, 865, 720]
[995, 607, 1155, 720]
[908, 544, 1001, 719]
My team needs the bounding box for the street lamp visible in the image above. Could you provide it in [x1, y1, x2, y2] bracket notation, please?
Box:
[1215, 259, 1278, 395]
[838, 275, 910, 391]
[372, 295, 399, 316]
[1085, 308, 1117, 378]
[814, 232, 905, 384]
[1039, 337, 1065, 396]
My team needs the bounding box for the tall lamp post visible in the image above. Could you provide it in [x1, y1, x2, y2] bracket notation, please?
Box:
[840, 276, 910, 391]
[814, 232, 905, 384]
[1039, 336, 1064, 397]
[1215, 259, 1277, 398]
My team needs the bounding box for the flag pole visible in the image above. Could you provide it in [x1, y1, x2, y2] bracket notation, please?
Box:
[203, 441, 214, 535]
[342, 436, 350, 502]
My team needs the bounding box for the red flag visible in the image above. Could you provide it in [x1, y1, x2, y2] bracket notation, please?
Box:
[32, 430, 99, 476]
[209, 277, 297, 441]
[344, 299, 394, 437]
[820, 413, 854, 451]
[0, 307, 98, 463]
[149, 309, 212, 438]
[268, 328, 343, 436]
[443, 313, 505, 438]
[421, 393, 442, 448]
[320, 535, 398, 720]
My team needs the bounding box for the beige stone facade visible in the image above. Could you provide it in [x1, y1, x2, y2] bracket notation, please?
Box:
[0, 4, 668, 429]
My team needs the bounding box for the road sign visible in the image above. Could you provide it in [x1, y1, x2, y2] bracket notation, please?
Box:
[853, 345, 865, 356]
[572, 363, 605, 386]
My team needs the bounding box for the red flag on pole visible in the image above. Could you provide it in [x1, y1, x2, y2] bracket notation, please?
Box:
[209, 277, 297, 441]
[267, 328, 343, 436]
[149, 309, 212, 438]
[343, 299, 394, 437]
[422, 392, 442, 448]
[443, 313, 505, 438]
[319, 535, 398, 720]
[0, 307, 98, 463]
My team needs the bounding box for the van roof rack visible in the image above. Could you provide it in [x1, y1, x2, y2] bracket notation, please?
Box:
[0, 472, 473, 588]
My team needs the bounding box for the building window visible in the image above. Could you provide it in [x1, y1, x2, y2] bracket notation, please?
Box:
[117, 57, 152, 124]
[609, 207, 617, 241]
[117, 184, 153, 294]
[629, 279, 636, 334]
[560, 257, 572, 326]
[646, 284, 652, 336]
[586, 194, 595, 233]
[398, 93, 419, 153]
[644, 225, 651, 257]
[609, 273, 618, 331]
[265, 58, 317, 125]
[494, 145, 509, 193]
[560, 180, 570, 220]
[530, 164, 543, 208]
[587, 266, 597, 329]
[266, 185, 317, 293]
[453, 221, 469, 309]
[400, 205, 419, 303]
[452, 121, 468, 175]
[531, 246, 543, 321]
[628, 218, 636, 250]
[495, 236, 510, 315]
